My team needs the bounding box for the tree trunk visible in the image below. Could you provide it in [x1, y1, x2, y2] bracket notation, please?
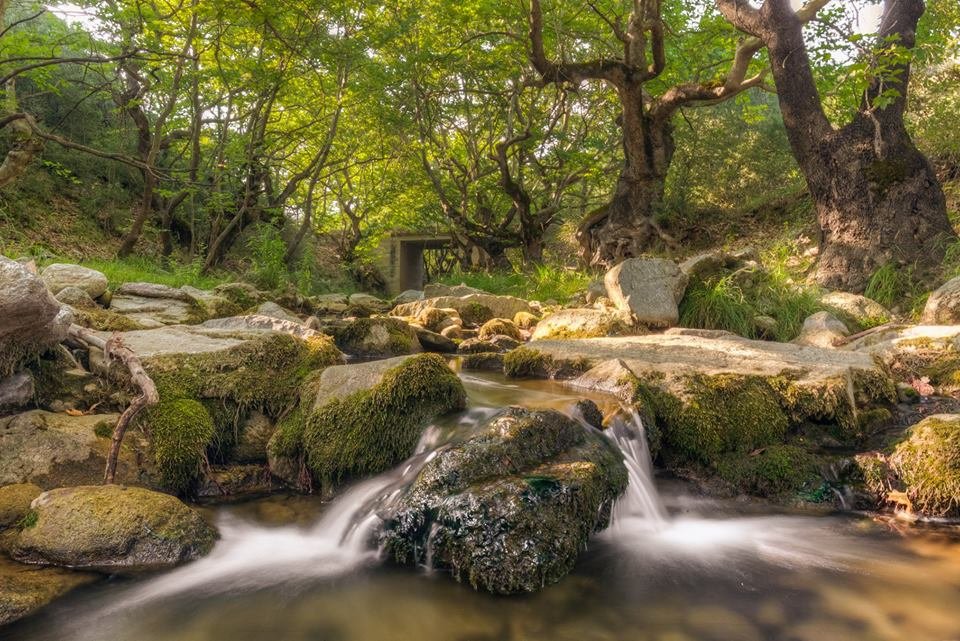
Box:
[577, 87, 675, 267]
[758, 0, 954, 292]
[808, 122, 951, 291]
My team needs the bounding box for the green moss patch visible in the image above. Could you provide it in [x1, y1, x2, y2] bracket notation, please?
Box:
[717, 445, 818, 497]
[503, 347, 590, 380]
[144, 399, 215, 494]
[890, 415, 960, 517]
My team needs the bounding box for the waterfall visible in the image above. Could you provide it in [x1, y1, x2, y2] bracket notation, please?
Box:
[605, 407, 669, 530]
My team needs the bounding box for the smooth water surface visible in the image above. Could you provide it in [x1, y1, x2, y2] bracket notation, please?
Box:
[4, 372, 960, 641]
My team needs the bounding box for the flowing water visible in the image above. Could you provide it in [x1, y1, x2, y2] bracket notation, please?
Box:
[4, 372, 960, 641]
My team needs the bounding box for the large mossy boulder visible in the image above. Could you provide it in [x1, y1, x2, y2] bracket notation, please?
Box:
[380, 408, 627, 594]
[889, 415, 960, 517]
[269, 353, 467, 492]
[819, 291, 891, 330]
[0, 483, 42, 528]
[604, 257, 688, 328]
[12, 485, 217, 574]
[332, 317, 421, 358]
[0, 256, 73, 378]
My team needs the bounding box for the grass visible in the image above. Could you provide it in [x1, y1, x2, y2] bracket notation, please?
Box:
[436, 264, 594, 303]
[679, 243, 823, 342]
[78, 255, 229, 290]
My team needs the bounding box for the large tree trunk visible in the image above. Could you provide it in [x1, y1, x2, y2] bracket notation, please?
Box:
[756, 0, 954, 291]
[578, 88, 675, 267]
[809, 121, 950, 291]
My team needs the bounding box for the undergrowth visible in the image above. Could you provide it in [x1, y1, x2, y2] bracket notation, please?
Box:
[436, 264, 593, 303]
[79, 255, 227, 290]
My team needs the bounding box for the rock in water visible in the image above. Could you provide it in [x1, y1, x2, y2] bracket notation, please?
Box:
[11, 485, 217, 574]
[332, 317, 421, 357]
[39, 263, 108, 298]
[603, 257, 688, 328]
[0, 257, 72, 378]
[381, 408, 627, 594]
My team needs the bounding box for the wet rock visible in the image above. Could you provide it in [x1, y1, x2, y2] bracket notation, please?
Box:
[333, 317, 421, 358]
[573, 400, 604, 430]
[604, 257, 688, 328]
[531, 308, 634, 340]
[414, 326, 458, 353]
[820, 291, 891, 329]
[381, 408, 627, 594]
[0, 257, 73, 378]
[197, 465, 277, 498]
[12, 485, 217, 574]
[478, 318, 521, 341]
[268, 354, 466, 492]
[794, 311, 849, 348]
[0, 483, 42, 528]
[460, 352, 504, 372]
[0, 371, 34, 409]
[231, 411, 276, 463]
[0, 410, 136, 488]
[39, 264, 108, 298]
[54, 285, 96, 309]
[0, 555, 96, 626]
[458, 335, 521, 354]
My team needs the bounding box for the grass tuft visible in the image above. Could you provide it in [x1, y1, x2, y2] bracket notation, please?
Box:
[435, 264, 593, 304]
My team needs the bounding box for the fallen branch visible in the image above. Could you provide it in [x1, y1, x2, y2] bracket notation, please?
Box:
[67, 324, 159, 484]
[832, 323, 908, 347]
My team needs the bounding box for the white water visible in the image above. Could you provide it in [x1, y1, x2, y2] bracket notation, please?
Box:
[605, 407, 669, 529]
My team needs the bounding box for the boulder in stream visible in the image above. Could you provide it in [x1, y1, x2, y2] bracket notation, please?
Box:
[11, 485, 217, 574]
[380, 407, 627, 594]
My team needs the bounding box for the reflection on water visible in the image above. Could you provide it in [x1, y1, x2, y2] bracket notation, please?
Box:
[4, 373, 960, 641]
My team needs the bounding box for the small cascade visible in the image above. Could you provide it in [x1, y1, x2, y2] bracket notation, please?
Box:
[605, 407, 669, 530]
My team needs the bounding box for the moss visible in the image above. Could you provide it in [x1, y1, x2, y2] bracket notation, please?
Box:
[93, 420, 114, 439]
[146, 332, 342, 415]
[858, 407, 893, 434]
[213, 282, 262, 309]
[890, 416, 960, 517]
[769, 374, 859, 441]
[923, 352, 960, 388]
[503, 347, 590, 380]
[143, 398, 215, 494]
[853, 452, 892, 502]
[302, 354, 467, 489]
[17, 510, 38, 530]
[0, 484, 42, 529]
[717, 445, 818, 497]
[637, 373, 788, 465]
[513, 311, 539, 330]
[70, 307, 144, 332]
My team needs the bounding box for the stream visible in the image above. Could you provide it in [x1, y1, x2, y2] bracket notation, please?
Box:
[4, 372, 960, 641]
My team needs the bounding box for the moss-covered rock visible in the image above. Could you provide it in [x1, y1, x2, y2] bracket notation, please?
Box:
[513, 311, 539, 330]
[635, 373, 789, 466]
[12, 485, 217, 574]
[269, 354, 467, 492]
[460, 352, 504, 372]
[503, 347, 591, 380]
[889, 415, 960, 517]
[0, 483, 42, 528]
[381, 408, 627, 595]
[478, 318, 521, 341]
[213, 282, 265, 310]
[531, 308, 634, 340]
[333, 317, 420, 358]
[70, 306, 145, 331]
[717, 445, 819, 497]
[142, 399, 215, 494]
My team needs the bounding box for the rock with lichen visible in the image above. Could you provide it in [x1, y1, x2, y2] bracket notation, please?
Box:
[268, 353, 466, 492]
[531, 308, 634, 340]
[478, 318, 521, 341]
[39, 263, 108, 298]
[380, 407, 627, 595]
[12, 485, 216, 574]
[0, 555, 95, 626]
[604, 257, 688, 328]
[393, 293, 533, 328]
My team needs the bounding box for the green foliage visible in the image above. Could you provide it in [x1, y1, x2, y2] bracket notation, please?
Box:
[864, 263, 910, 308]
[246, 225, 288, 291]
[891, 416, 960, 517]
[436, 265, 593, 303]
